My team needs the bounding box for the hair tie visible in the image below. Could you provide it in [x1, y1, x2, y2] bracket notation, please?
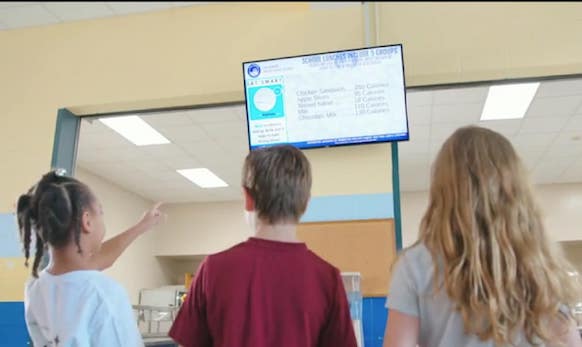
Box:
[54, 168, 67, 177]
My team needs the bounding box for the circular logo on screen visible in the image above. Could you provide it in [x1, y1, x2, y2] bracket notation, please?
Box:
[253, 87, 276, 112]
[247, 64, 261, 78]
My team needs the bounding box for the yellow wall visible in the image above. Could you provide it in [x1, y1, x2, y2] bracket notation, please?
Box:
[378, 2, 582, 85]
[0, 257, 28, 301]
[307, 143, 392, 196]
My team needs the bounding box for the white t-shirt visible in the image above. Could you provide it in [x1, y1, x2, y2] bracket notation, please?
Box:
[25, 269, 144, 347]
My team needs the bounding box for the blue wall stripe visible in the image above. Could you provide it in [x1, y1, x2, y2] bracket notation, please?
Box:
[0, 213, 20, 258]
[0, 302, 29, 346]
[301, 193, 394, 222]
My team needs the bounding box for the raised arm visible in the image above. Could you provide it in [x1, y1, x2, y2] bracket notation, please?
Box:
[90, 202, 164, 271]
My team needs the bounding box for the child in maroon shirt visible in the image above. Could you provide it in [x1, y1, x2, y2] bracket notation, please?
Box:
[169, 145, 358, 347]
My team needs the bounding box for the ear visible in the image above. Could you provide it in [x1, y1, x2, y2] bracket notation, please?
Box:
[81, 210, 92, 234]
[243, 187, 255, 212]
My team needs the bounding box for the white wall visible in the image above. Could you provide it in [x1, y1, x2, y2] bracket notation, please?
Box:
[401, 183, 582, 247]
[154, 201, 251, 256]
[75, 168, 167, 303]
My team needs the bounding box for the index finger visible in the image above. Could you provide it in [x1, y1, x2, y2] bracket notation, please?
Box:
[152, 202, 164, 210]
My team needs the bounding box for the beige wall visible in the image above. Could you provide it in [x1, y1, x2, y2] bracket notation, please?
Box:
[378, 2, 582, 85]
[562, 242, 582, 275]
[401, 183, 582, 247]
[155, 201, 250, 256]
[76, 168, 166, 304]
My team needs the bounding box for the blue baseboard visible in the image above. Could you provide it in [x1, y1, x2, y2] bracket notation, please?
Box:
[362, 297, 388, 347]
[0, 302, 29, 346]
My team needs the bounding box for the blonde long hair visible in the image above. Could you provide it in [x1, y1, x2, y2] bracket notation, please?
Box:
[419, 126, 579, 345]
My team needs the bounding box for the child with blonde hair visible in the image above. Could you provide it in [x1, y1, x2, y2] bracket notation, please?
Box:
[384, 126, 581, 347]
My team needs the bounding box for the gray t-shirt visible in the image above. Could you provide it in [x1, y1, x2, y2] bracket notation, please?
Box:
[386, 243, 541, 347]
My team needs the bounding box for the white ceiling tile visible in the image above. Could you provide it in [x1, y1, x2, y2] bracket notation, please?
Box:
[478, 119, 522, 137]
[106, 2, 174, 15]
[172, 2, 210, 7]
[406, 90, 432, 107]
[143, 111, 193, 128]
[43, 2, 113, 21]
[530, 157, 575, 184]
[309, 2, 361, 10]
[399, 160, 430, 192]
[80, 118, 109, 134]
[519, 116, 570, 134]
[510, 133, 558, 153]
[158, 124, 210, 143]
[0, 4, 59, 28]
[518, 151, 546, 171]
[202, 122, 247, 139]
[432, 86, 488, 105]
[181, 141, 235, 168]
[0, 2, 41, 8]
[430, 123, 463, 142]
[140, 143, 189, 160]
[536, 79, 582, 97]
[407, 106, 431, 126]
[526, 95, 582, 118]
[408, 124, 430, 143]
[188, 106, 243, 124]
[78, 130, 131, 150]
[544, 132, 582, 158]
[0, 19, 6, 30]
[551, 130, 582, 146]
[560, 162, 582, 183]
[564, 115, 582, 131]
[399, 140, 429, 156]
[432, 103, 482, 124]
[213, 136, 249, 157]
[110, 147, 151, 163]
[165, 155, 201, 170]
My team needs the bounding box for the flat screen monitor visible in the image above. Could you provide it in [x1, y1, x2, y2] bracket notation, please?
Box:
[243, 44, 408, 150]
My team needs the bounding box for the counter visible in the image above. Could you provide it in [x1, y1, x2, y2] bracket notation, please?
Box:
[143, 336, 176, 347]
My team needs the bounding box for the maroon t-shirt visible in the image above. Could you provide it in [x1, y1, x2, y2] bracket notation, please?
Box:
[169, 237, 358, 347]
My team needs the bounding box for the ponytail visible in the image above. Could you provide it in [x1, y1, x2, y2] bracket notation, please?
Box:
[16, 170, 95, 277]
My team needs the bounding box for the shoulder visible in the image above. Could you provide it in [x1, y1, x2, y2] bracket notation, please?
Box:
[398, 242, 433, 270]
[307, 250, 340, 272]
[85, 272, 133, 315]
[391, 243, 435, 290]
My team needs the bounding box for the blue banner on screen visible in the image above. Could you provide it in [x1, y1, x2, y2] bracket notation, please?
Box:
[243, 44, 409, 150]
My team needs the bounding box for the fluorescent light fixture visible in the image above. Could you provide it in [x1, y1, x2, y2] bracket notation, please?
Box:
[99, 116, 170, 146]
[481, 82, 540, 121]
[177, 168, 229, 188]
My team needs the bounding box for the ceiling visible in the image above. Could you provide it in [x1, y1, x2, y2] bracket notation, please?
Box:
[0, 2, 360, 31]
[400, 78, 582, 191]
[77, 105, 249, 203]
[0, 2, 206, 30]
[76, 76, 582, 203]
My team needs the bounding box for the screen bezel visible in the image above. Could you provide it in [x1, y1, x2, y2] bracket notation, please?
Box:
[242, 43, 409, 151]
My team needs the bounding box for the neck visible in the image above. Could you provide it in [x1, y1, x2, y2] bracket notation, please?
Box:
[47, 245, 93, 275]
[254, 221, 300, 243]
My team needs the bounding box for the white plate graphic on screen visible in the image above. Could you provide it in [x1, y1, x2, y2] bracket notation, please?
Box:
[253, 87, 277, 112]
